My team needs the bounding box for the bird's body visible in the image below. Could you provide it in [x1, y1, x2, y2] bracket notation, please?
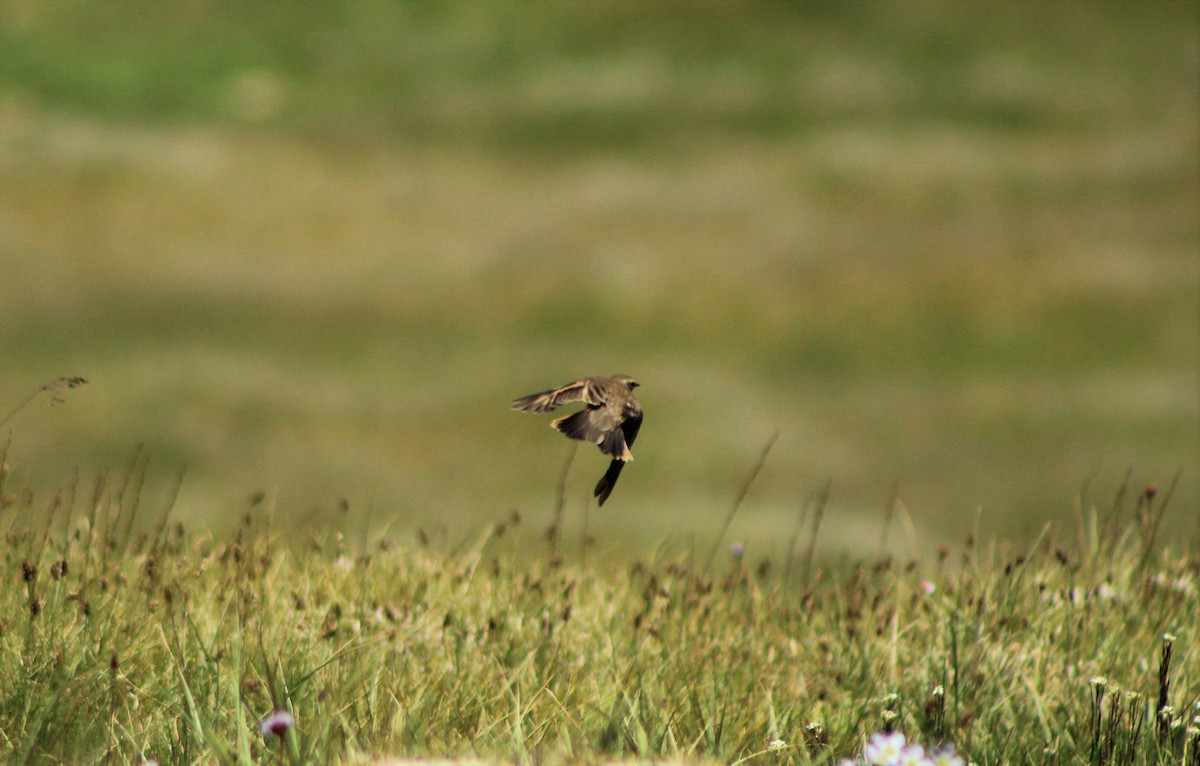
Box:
[512, 375, 643, 506]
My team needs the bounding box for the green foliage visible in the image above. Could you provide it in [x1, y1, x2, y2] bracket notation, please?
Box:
[0, 461, 1195, 764]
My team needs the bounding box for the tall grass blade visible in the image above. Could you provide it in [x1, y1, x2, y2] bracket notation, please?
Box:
[704, 429, 779, 574]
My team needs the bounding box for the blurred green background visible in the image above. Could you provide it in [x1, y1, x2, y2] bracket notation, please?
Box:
[1, 1, 1197, 558]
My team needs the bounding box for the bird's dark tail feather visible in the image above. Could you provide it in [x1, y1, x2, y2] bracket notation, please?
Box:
[594, 459, 625, 506]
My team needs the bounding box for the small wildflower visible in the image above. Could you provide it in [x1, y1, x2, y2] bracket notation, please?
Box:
[767, 737, 786, 750]
[259, 709, 295, 739]
[730, 543, 745, 556]
[1163, 632, 1177, 644]
[1090, 676, 1108, 688]
[897, 743, 926, 766]
[863, 731, 906, 766]
[928, 744, 965, 766]
[920, 580, 936, 595]
[804, 720, 828, 750]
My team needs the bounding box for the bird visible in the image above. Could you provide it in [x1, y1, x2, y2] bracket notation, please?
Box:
[511, 375, 643, 506]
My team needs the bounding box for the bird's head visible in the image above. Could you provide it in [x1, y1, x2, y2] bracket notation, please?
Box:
[613, 374, 639, 390]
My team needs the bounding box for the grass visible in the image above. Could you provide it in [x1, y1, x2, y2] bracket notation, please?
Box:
[0, 419, 1197, 763]
[0, 4, 1197, 757]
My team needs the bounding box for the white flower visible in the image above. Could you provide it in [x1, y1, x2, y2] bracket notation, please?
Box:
[863, 731, 907, 766]
[929, 743, 965, 766]
[767, 738, 787, 750]
[897, 743, 926, 766]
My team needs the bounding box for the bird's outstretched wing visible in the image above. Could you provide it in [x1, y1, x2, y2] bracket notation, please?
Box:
[511, 379, 597, 414]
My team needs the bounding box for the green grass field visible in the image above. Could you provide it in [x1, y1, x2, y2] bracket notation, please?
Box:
[0, 462, 1196, 764]
[0, 2, 1198, 760]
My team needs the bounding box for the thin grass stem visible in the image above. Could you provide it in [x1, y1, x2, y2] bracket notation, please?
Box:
[704, 429, 779, 574]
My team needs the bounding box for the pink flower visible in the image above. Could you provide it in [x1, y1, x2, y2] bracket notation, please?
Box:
[259, 709, 295, 739]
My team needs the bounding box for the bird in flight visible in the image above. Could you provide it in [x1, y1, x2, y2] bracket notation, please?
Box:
[512, 375, 643, 506]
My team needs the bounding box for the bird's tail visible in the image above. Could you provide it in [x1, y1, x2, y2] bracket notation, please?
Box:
[594, 458, 625, 506]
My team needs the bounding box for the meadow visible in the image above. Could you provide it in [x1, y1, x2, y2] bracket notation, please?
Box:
[0, 441, 1196, 764]
[0, 2, 1198, 761]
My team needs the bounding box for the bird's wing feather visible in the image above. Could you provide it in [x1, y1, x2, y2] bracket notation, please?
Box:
[621, 410, 643, 449]
[511, 379, 592, 413]
[552, 405, 633, 460]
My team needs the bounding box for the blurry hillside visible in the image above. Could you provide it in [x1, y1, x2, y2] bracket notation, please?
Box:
[1, 1, 1197, 557]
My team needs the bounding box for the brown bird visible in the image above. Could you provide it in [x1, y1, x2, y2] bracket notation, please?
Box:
[512, 375, 643, 506]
